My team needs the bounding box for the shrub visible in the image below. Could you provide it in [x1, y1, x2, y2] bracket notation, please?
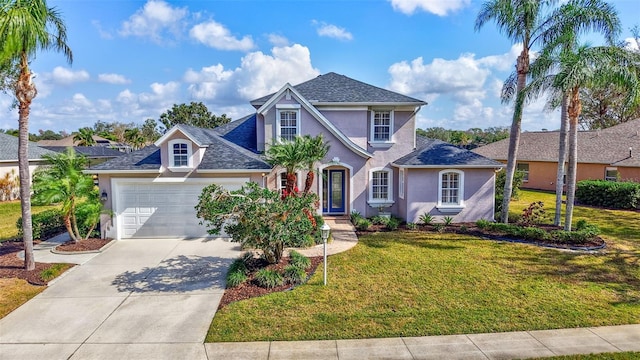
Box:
[406, 222, 417, 230]
[443, 216, 454, 226]
[419, 212, 434, 225]
[476, 218, 491, 229]
[576, 180, 640, 209]
[355, 218, 371, 231]
[495, 169, 525, 217]
[385, 217, 400, 231]
[519, 201, 546, 226]
[255, 269, 284, 288]
[370, 215, 387, 225]
[289, 250, 311, 269]
[226, 270, 248, 288]
[517, 227, 549, 241]
[507, 212, 523, 224]
[459, 225, 468, 233]
[283, 265, 306, 285]
[17, 209, 65, 240]
[349, 210, 363, 224]
[433, 223, 445, 233]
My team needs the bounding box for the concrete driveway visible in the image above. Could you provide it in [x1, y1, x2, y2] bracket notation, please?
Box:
[0, 238, 240, 360]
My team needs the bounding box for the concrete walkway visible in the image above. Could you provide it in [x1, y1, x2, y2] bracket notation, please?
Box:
[16, 232, 101, 266]
[295, 217, 358, 257]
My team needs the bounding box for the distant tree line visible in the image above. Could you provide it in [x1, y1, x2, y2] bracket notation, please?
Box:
[416, 126, 510, 149]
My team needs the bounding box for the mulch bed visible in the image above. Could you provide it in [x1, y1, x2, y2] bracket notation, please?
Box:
[218, 255, 323, 309]
[0, 238, 110, 286]
[55, 238, 112, 252]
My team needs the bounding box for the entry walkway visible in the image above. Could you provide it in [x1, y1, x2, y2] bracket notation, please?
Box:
[294, 216, 358, 257]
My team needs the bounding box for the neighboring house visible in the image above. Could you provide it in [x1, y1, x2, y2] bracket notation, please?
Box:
[473, 119, 640, 191]
[92, 72, 502, 240]
[0, 132, 58, 201]
[41, 146, 124, 166]
[38, 135, 130, 152]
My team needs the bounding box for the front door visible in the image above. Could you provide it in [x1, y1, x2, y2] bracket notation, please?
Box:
[323, 169, 345, 214]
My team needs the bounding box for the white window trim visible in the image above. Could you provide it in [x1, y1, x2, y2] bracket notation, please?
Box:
[275, 104, 301, 142]
[399, 168, 405, 200]
[368, 167, 394, 207]
[167, 139, 193, 172]
[277, 170, 302, 194]
[605, 167, 618, 181]
[369, 109, 394, 148]
[437, 169, 465, 213]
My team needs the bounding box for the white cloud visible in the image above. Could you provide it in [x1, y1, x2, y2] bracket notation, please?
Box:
[119, 0, 187, 44]
[71, 93, 92, 108]
[477, 44, 521, 71]
[185, 44, 320, 103]
[267, 34, 289, 47]
[624, 37, 639, 51]
[92, 20, 113, 40]
[98, 73, 131, 85]
[389, 0, 471, 16]
[50, 67, 90, 85]
[313, 21, 353, 41]
[189, 20, 254, 51]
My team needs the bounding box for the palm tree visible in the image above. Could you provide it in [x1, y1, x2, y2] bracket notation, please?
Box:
[526, 43, 639, 230]
[124, 128, 145, 150]
[73, 127, 96, 146]
[476, 0, 560, 223]
[32, 148, 100, 242]
[265, 137, 307, 195]
[301, 134, 330, 194]
[0, 0, 73, 270]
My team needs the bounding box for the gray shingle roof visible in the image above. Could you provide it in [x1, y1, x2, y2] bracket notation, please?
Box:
[213, 114, 258, 153]
[250, 72, 426, 106]
[0, 133, 57, 162]
[42, 146, 124, 158]
[90, 125, 271, 172]
[394, 137, 503, 167]
[473, 118, 640, 167]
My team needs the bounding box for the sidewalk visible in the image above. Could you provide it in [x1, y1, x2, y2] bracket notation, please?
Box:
[205, 324, 640, 359]
[17, 232, 101, 265]
[295, 217, 358, 257]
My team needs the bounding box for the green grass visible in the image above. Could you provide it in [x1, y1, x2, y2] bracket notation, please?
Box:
[0, 201, 59, 241]
[207, 227, 640, 341]
[527, 352, 640, 360]
[0, 279, 45, 319]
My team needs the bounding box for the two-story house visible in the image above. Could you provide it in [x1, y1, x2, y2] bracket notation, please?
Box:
[92, 73, 502, 240]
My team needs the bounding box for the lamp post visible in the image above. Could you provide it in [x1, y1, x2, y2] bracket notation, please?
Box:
[320, 223, 331, 285]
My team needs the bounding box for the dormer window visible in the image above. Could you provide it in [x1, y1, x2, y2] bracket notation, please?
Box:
[168, 139, 192, 171]
[369, 110, 394, 147]
[276, 104, 301, 142]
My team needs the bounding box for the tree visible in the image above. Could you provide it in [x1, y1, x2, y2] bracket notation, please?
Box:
[195, 182, 318, 264]
[124, 128, 145, 150]
[299, 135, 330, 194]
[526, 31, 639, 231]
[73, 127, 95, 146]
[0, 0, 73, 270]
[265, 137, 307, 195]
[32, 148, 102, 242]
[140, 118, 160, 143]
[476, 0, 562, 223]
[158, 102, 231, 133]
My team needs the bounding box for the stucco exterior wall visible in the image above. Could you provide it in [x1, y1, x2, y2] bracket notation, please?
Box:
[403, 168, 496, 223]
[159, 133, 205, 170]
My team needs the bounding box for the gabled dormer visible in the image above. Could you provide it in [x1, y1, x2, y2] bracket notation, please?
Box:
[154, 125, 208, 173]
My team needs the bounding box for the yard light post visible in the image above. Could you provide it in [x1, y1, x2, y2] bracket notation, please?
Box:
[320, 223, 331, 286]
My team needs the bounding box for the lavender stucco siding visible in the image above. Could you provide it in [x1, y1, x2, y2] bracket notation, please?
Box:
[403, 168, 496, 223]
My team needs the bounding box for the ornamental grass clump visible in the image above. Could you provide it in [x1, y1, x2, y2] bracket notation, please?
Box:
[255, 269, 284, 289]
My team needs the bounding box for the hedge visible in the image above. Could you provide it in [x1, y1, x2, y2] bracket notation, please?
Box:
[16, 209, 65, 240]
[575, 180, 640, 209]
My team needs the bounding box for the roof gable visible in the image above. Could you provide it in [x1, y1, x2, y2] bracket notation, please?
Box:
[153, 124, 208, 147]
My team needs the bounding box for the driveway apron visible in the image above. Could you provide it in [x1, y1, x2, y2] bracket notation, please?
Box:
[0, 238, 240, 360]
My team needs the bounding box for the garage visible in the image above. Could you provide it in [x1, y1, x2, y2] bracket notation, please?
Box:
[112, 178, 247, 240]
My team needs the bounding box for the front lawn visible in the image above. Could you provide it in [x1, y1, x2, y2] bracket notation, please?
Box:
[0, 201, 59, 241]
[0, 278, 45, 318]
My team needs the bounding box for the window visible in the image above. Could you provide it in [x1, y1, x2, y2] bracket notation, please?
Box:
[278, 172, 299, 195]
[370, 110, 394, 144]
[605, 167, 618, 181]
[399, 168, 405, 199]
[368, 168, 393, 205]
[437, 170, 464, 212]
[517, 163, 529, 182]
[276, 104, 300, 142]
[168, 140, 192, 169]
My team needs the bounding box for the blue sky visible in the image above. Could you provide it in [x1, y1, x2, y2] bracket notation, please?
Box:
[1, 0, 638, 134]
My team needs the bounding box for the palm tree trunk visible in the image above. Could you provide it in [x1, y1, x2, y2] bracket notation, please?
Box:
[554, 95, 569, 226]
[500, 50, 529, 223]
[16, 54, 37, 271]
[564, 88, 581, 231]
[304, 171, 314, 194]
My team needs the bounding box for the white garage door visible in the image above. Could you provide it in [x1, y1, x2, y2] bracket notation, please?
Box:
[114, 179, 246, 239]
